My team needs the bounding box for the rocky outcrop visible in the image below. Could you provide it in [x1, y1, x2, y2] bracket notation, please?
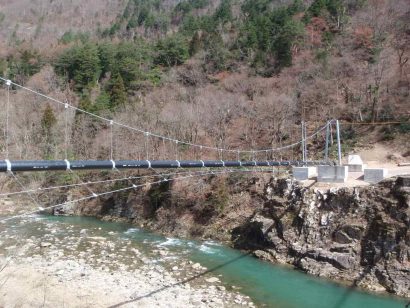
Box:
[64, 173, 409, 298]
[232, 176, 410, 298]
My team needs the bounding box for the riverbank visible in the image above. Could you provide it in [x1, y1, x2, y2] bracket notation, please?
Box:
[1, 215, 408, 308]
[1, 171, 409, 304]
[67, 173, 410, 299]
[0, 216, 253, 307]
[1, 258, 250, 307]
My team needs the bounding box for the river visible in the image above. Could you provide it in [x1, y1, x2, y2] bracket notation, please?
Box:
[0, 215, 408, 308]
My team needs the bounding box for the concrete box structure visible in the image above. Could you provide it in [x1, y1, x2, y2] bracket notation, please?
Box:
[364, 168, 388, 184]
[317, 166, 348, 183]
[348, 155, 363, 165]
[293, 167, 317, 181]
[347, 164, 367, 172]
[346, 155, 366, 172]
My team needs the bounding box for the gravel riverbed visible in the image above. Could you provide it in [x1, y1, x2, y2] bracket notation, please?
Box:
[0, 216, 255, 307]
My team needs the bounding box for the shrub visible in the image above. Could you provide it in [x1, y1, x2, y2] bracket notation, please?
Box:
[380, 126, 395, 141]
[41, 104, 57, 132]
[154, 35, 189, 67]
[238, 2, 304, 74]
[55, 43, 101, 92]
[398, 122, 410, 134]
[213, 0, 232, 25]
[6, 49, 43, 82]
[108, 74, 127, 108]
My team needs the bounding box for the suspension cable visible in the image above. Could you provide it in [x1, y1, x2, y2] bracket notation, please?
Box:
[0, 170, 199, 198]
[0, 168, 270, 222]
[67, 169, 97, 197]
[0, 77, 333, 154]
[8, 172, 44, 210]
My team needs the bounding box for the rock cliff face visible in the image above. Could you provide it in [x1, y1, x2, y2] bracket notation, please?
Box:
[67, 174, 410, 298]
[232, 176, 410, 298]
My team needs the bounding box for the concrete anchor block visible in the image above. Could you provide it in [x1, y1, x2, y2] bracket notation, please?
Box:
[293, 167, 317, 181]
[346, 155, 366, 172]
[364, 168, 388, 184]
[346, 164, 367, 172]
[317, 166, 348, 183]
[348, 155, 363, 165]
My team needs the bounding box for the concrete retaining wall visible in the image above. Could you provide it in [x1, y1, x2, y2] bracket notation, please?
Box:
[317, 166, 348, 183]
[293, 167, 317, 181]
[346, 164, 367, 172]
[364, 168, 388, 184]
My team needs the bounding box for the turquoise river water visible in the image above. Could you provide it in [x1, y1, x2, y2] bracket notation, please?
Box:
[1, 215, 408, 308]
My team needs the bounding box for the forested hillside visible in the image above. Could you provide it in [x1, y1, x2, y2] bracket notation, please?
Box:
[0, 0, 408, 161]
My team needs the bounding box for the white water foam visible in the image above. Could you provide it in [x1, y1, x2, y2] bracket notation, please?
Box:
[158, 238, 184, 247]
[198, 244, 217, 254]
[203, 240, 222, 247]
[186, 241, 198, 248]
[124, 228, 140, 234]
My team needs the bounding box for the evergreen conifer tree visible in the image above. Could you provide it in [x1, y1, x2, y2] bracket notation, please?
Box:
[41, 104, 57, 132]
[109, 73, 127, 109]
[41, 104, 57, 159]
[189, 31, 201, 56]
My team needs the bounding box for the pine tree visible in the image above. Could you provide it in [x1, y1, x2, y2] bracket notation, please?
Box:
[287, 0, 305, 15]
[41, 104, 57, 159]
[75, 43, 101, 90]
[273, 19, 304, 69]
[41, 104, 57, 132]
[78, 95, 93, 113]
[203, 33, 229, 72]
[154, 35, 189, 67]
[98, 43, 116, 77]
[189, 31, 201, 56]
[181, 15, 198, 34]
[55, 43, 101, 92]
[214, 0, 232, 24]
[309, 0, 327, 17]
[109, 74, 127, 109]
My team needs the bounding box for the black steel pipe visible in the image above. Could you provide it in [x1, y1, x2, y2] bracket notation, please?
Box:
[0, 160, 332, 173]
